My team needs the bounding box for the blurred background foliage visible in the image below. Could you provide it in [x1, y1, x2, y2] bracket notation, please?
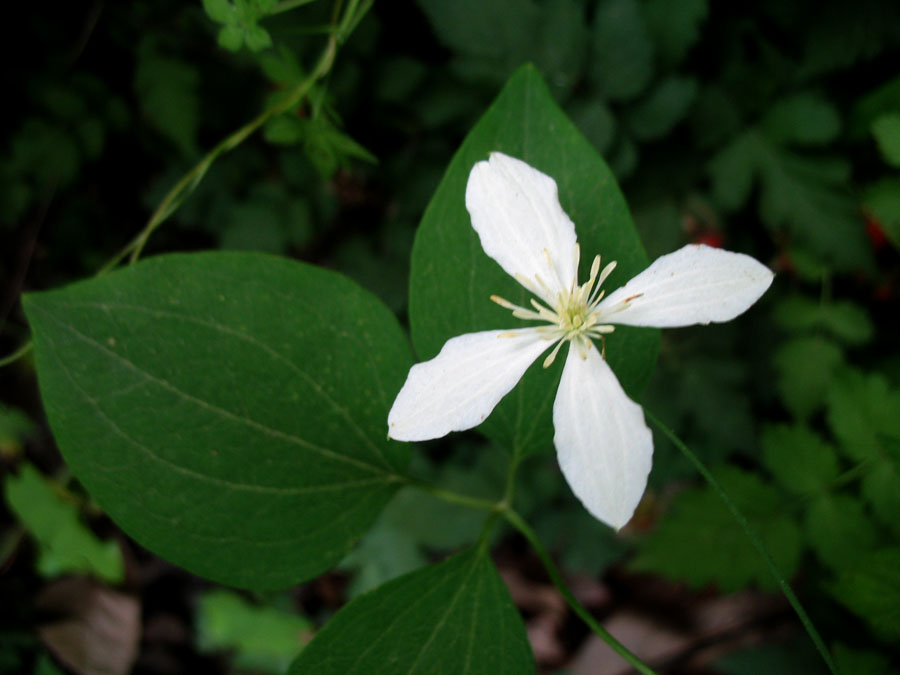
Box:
[1, 0, 899, 672]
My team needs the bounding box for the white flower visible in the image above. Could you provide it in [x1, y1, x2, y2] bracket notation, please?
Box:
[388, 152, 774, 530]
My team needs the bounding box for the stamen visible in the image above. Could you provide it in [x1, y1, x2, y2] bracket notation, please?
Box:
[598, 260, 617, 288]
[512, 309, 546, 321]
[490, 295, 524, 311]
[572, 244, 581, 284]
[529, 298, 559, 323]
[542, 339, 566, 368]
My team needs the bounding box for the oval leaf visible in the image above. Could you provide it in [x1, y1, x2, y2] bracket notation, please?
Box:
[408, 64, 658, 457]
[23, 252, 412, 589]
[288, 548, 534, 674]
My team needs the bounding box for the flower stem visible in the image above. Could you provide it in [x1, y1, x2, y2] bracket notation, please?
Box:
[406, 476, 657, 672]
[405, 479, 498, 512]
[644, 408, 839, 675]
[502, 508, 659, 675]
[0, 340, 32, 369]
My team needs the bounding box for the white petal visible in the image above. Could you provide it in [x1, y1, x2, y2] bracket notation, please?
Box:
[388, 328, 550, 442]
[553, 345, 653, 530]
[598, 244, 774, 328]
[465, 153, 578, 302]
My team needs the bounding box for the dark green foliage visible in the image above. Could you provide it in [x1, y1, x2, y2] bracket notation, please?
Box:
[4, 0, 900, 671]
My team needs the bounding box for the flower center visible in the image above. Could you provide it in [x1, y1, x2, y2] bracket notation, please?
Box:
[491, 244, 629, 368]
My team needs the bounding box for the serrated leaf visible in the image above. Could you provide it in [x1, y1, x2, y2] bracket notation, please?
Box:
[627, 76, 698, 141]
[827, 369, 900, 462]
[773, 296, 874, 345]
[24, 252, 413, 589]
[761, 424, 839, 495]
[631, 467, 802, 592]
[708, 132, 872, 271]
[830, 547, 900, 640]
[761, 94, 841, 146]
[773, 336, 843, 419]
[590, 0, 654, 101]
[805, 494, 877, 572]
[197, 590, 312, 673]
[871, 113, 900, 167]
[287, 548, 534, 674]
[643, 0, 708, 67]
[408, 65, 657, 458]
[4, 463, 124, 583]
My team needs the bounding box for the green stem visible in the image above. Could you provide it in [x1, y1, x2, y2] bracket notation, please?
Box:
[0, 340, 33, 368]
[503, 509, 658, 675]
[406, 476, 657, 672]
[113, 3, 355, 269]
[406, 479, 497, 513]
[644, 408, 838, 675]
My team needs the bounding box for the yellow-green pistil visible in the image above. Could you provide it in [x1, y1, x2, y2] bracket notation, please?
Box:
[492, 244, 640, 367]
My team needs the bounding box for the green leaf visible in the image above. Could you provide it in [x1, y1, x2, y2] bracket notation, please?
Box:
[533, 0, 589, 99]
[627, 76, 698, 141]
[708, 131, 872, 271]
[339, 520, 428, 598]
[773, 296, 874, 345]
[631, 467, 802, 592]
[830, 547, 900, 640]
[0, 404, 36, 457]
[134, 40, 200, 157]
[761, 424, 839, 495]
[408, 65, 658, 458]
[642, 0, 708, 67]
[23, 252, 413, 589]
[832, 642, 891, 675]
[871, 113, 900, 167]
[287, 548, 534, 674]
[202, 0, 234, 23]
[806, 494, 878, 572]
[4, 463, 124, 583]
[203, 0, 274, 53]
[827, 369, 900, 462]
[761, 94, 841, 146]
[196, 590, 312, 673]
[590, 0, 654, 101]
[415, 0, 539, 86]
[567, 96, 617, 154]
[773, 336, 843, 420]
[863, 177, 900, 250]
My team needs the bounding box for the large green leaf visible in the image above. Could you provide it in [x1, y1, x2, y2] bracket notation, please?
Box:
[408, 65, 658, 458]
[288, 548, 534, 674]
[23, 252, 412, 589]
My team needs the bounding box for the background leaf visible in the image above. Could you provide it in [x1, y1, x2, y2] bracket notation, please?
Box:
[196, 589, 312, 672]
[5, 463, 124, 583]
[408, 65, 658, 458]
[24, 252, 412, 589]
[288, 548, 534, 674]
[631, 467, 802, 592]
